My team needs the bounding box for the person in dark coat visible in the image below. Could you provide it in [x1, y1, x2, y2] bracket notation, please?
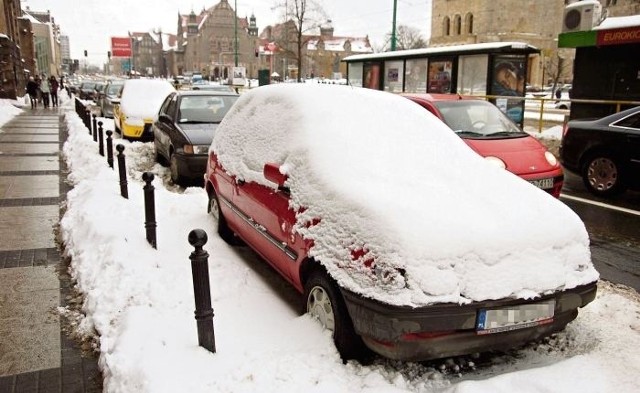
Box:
[49, 76, 59, 107]
[26, 76, 39, 109]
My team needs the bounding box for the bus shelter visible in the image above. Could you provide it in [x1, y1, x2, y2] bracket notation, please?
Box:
[342, 42, 539, 127]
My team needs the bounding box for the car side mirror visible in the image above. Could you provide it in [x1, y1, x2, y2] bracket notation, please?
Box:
[159, 113, 173, 123]
[263, 163, 288, 189]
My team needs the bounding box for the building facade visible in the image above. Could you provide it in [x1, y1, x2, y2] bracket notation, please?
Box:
[23, 8, 62, 77]
[0, 0, 28, 98]
[172, 0, 261, 80]
[129, 31, 166, 77]
[430, 0, 640, 87]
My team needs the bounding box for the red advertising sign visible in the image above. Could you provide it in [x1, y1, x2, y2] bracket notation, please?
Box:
[111, 37, 132, 57]
[597, 26, 640, 46]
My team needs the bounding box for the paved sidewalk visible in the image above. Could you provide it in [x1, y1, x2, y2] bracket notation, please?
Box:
[0, 108, 102, 392]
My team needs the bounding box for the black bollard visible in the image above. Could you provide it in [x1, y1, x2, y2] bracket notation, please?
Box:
[85, 109, 91, 132]
[142, 172, 157, 249]
[106, 130, 114, 168]
[98, 121, 105, 156]
[92, 114, 98, 142]
[116, 144, 128, 199]
[188, 229, 216, 353]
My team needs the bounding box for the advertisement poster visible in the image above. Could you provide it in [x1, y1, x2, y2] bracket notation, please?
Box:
[363, 63, 381, 90]
[491, 55, 527, 126]
[232, 66, 246, 86]
[427, 60, 452, 93]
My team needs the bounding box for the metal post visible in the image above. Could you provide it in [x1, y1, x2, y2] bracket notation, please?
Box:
[142, 172, 157, 249]
[92, 114, 98, 142]
[106, 130, 114, 168]
[85, 109, 91, 131]
[98, 121, 104, 156]
[116, 144, 128, 199]
[391, 0, 398, 51]
[188, 229, 216, 353]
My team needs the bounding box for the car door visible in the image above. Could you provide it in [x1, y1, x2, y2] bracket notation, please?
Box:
[154, 94, 177, 160]
[231, 172, 300, 283]
[612, 111, 640, 179]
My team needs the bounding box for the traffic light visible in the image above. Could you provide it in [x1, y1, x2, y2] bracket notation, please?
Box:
[108, 51, 111, 59]
[255, 48, 259, 57]
[84, 50, 87, 57]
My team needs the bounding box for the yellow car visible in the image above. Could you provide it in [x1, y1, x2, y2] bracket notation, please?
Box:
[112, 79, 175, 140]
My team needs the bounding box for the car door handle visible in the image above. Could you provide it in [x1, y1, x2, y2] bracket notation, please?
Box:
[237, 179, 245, 186]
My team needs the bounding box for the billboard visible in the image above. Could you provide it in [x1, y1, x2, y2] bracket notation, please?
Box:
[111, 37, 132, 57]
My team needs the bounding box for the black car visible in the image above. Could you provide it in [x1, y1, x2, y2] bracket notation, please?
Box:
[560, 106, 640, 197]
[153, 90, 239, 185]
[78, 81, 97, 100]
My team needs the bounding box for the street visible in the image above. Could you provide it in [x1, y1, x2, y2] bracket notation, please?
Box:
[560, 172, 640, 291]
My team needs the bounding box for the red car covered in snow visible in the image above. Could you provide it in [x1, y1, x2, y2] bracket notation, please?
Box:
[403, 94, 563, 198]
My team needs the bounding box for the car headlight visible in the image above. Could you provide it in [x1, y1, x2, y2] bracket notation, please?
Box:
[544, 151, 558, 167]
[183, 145, 209, 155]
[484, 156, 506, 169]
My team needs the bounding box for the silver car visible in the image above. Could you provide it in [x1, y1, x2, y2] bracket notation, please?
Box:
[99, 80, 124, 118]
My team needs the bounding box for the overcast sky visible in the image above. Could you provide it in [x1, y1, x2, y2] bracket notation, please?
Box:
[22, 0, 431, 64]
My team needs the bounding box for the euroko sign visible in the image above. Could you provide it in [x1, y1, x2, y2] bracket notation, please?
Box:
[597, 26, 640, 46]
[559, 25, 640, 48]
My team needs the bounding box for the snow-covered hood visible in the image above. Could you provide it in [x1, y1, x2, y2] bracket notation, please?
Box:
[212, 84, 598, 307]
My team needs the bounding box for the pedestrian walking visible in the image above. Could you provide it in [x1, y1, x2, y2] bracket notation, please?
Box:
[40, 75, 51, 108]
[34, 75, 42, 104]
[26, 76, 39, 109]
[49, 76, 59, 107]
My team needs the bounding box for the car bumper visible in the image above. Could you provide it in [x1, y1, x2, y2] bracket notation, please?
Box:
[174, 152, 207, 181]
[122, 122, 154, 141]
[341, 281, 597, 361]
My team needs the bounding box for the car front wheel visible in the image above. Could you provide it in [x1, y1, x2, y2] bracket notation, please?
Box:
[581, 154, 626, 197]
[169, 153, 185, 186]
[304, 268, 367, 362]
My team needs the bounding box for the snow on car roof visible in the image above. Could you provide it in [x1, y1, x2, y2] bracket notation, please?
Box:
[212, 84, 598, 307]
[120, 79, 175, 119]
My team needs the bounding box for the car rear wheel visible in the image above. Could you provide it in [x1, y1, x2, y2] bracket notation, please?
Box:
[208, 191, 236, 244]
[581, 154, 626, 197]
[304, 268, 368, 362]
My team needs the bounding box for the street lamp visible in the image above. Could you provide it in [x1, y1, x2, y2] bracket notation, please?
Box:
[234, 0, 238, 66]
[391, 0, 398, 51]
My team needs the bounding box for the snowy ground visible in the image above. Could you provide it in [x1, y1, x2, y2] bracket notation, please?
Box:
[2, 94, 640, 392]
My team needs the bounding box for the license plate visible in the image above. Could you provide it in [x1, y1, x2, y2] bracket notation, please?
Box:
[529, 178, 554, 189]
[476, 300, 555, 335]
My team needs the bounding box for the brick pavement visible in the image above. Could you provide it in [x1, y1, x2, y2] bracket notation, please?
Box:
[0, 108, 102, 392]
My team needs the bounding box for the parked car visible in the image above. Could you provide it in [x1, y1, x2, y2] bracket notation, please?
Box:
[78, 81, 98, 100]
[98, 80, 124, 118]
[205, 84, 598, 362]
[153, 90, 239, 185]
[92, 82, 106, 103]
[560, 106, 640, 197]
[191, 83, 236, 92]
[112, 79, 175, 141]
[403, 94, 564, 197]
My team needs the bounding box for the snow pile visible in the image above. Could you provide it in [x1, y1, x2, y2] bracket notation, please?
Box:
[0, 99, 24, 127]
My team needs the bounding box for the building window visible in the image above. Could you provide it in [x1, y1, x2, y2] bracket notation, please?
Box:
[465, 13, 474, 34]
[443, 16, 450, 36]
[454, 15, 462, 35]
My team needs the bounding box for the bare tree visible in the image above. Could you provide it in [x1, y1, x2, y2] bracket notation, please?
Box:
[383, 25, 427, 52]
[272, 0, 327, 81]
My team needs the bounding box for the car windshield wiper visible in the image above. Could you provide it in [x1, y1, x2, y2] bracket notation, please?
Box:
[485, 131, 526, 137]
[454, 130, 484, 137]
